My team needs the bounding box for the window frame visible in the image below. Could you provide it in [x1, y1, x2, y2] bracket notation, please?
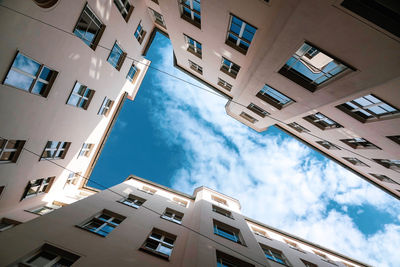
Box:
[216, 250, 255, 267]
[287, 122, 310, 133]
[118, 194, 146, 209]
[184, 34, 202, 58]
[3, 51, 58, 97]
[0, 218, 21, 232]
[188, 60, 203, 75]
[261, 244, 291, 265]
[40, 141, 71, 160]
[316, 140, 341, 150]
[217, 78, 232, 91]
[114, 0, 134, 22]
[64, 172, 80, 188]
[240, 111, 258, 124]
[226, 14, 257, 55]
[66, 81, 95, 110]
[21, 177, 55, 200]
[303, 112, 342, 130]
[336, 94, 400, 123]
[340, 138, 381, 149]
[278, 42, 354, 92]
[343, 157, 369, 167]
[134, 21, 147, 44]
[141, 228, 176, 259]
[213, 219, 244, 245]
[373, 159, 400, 171]
[212, 205, 233, 219]
[127, 64, 140, 83]
[161, 208, 184, 224]
[150, 8, 166, 28]
[0, 139, 25, 164]
[19, 243, 80, 266]
[107, 41, 127, 71]
[79, 143, 94, 157]
[220, 57, 240, 79]
[179, 0, 201, 28]
[247, 103, 269, 118]
[73, 3, 105, 50]
[98, 97, 114, 116]
[256, 84, 294, 110]
[78, 210, 125, 237]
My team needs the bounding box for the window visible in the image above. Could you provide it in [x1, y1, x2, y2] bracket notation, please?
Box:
[79, 143, 94, 157]
[184, 34, 202, 58]
[240, 112, 258, 124]
[40, 141, 71, 160]
[247, 103, 269, 118]
[67, 81, 95, 110]
[370, 173, 399, 185]
[387, 135, 400, 145]
[220, 58, 240, 79]
[279, 42, 352, 92]
[19, 243, 80, 266]
[213, 220, 244, 244]
[316, 140, 341, 150]
[65, 172, 80, 187]
[226, 14, 257, 55]
[161, 208, 184, 224]
[189, 60, 203, 74]
[179, 0, 201, 28]
[140, 185, 157, 195]
[98, 97, 114, 116]
[212, 205, 233, 219]
[3, 52, 57, 97]
[212, 195, 228, 206]
[343, 157, 369, 167]
[216, 250, 255, 267]
[256, 84, 294, 110]
[172, 197, 188, 207]
[336, 94, 400, 123]
[373, 159, 400, 171]
[119, 194, 146, 208]
[73, 4, 105, 50]
[251, 227, 268, 238]
[150, 8, 166, 28]
[340, 138, 380, 149]
[127, 64, 140, 83]
[141, 229, 176, 258]
[284, 239, 304, 252]
[217, 78, 232, 91]
[288, 122, 310, 133]
[28, 204, 61, 216]
[107, 42, 126, 70]
[0, 218, 20, 232]
[21, 177, 55, 200]
[0, 139, 25, 163]
[261, 244, 290, 265]
[79, 210, 125, 237]
[313, 250, 337, 265]
[0, 185, 4, 198]
[151, 0, 159, 4]
[134, 21, 146, 44]
[303, 112, 342, 130]
[114, 0, 134, 22]
[341, 0, 400, 38]
[301, 259, 318, 267]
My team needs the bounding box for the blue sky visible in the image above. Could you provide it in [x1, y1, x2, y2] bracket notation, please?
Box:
[90, 33, 400, 266]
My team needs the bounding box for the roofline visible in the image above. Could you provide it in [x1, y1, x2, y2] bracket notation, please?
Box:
[193, 186, 242, 209]
[245, 217, 372, 267]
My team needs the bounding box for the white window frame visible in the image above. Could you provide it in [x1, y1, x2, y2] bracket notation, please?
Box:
[114, 0, 132, 18]
[81, 212, 123, 236]
[98, 97, 113, 116]
[217, 78, 232, 91]
[41, 141, 69, 160]
[143, 230, 175, 257]
[188, 60, 203, 74]
[23, 177, 53, 199]
[0, 139, 23, 163]
[179, 0, 201, 22]
[79, 143, 93, 157]
[227, 15, 256, 50]
[184, 35, 202, 56]
[134, 21, 145, 41]
[161, 208, 183, 224]
[120, 195, 145, 208]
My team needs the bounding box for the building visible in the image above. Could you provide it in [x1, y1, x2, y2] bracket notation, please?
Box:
[0, 175, 370, 267]
[150, 0, 400, 199]
[0, 0, 156, 224]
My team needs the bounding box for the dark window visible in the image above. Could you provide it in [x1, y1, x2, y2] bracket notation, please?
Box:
[150, 8, 166, 28]
[341, 0, 400, 38]
[279, 42, 352, 92]
[21, 177, 55, 200]
[161, 208, 184, 224]
[73, 4, 105, 50]
[220, 58, 240, 79]
[119, 194, 146, 208]
[370, 173, 399, 185]
[303, 112, 342, 130]
[316, 140, 341, 150]
[256, 85, 294, 110]
[184, 34, 202, 58]
[373, 159, 400, 171]
[213, 220, 244, 245]
[216, 250, 254, 267]
[212, 205, 233, 219]
[240, 112, 257, 124]
[226, 14, 256, 55]
[134, 21, 147, 44]
[0, 218, 20, 232]
[3, 52, 57, 97]
[340, 138, 380, 149]
[0, 139, 25, 163]
[19, 243, 80, 266]
[107, 42, 127, 71]
[141, 229, 176, 259]
[114, 0, 134, 22]
[67, 81, 95, 110]
[179, 0, 201, 28]
[189, 60, 203, 74]
[343, 157, 369, 167]
[40, 141, 71, 160]
[79, 210, 125, 237]
[247, 103, 269, 118]
[336, 94, 400, 123]
[287, 122, 310, 133]
[261, 244, 290, 265]
[387, 135, 400, 145]
[217, 78, 232, 91]
[301, 259, 318, 267]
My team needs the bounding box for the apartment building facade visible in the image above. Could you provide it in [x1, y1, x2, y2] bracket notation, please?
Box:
[0, 175, 370, 267]
[0, 0, 161, 225]
[146, 0, 400, 199]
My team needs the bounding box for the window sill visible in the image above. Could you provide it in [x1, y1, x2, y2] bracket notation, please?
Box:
[161, 215, 182, 225]
[117, 200, 139, 209]
[225, 40, 248, 55]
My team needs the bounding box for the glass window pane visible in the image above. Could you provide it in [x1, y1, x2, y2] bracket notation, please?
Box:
[158, 245, 172, 256]
[27, 251, 56, 265]
[12, 53, 40, 75]
[32, 81, 47, 95]
[4, 70, 34, 91]
[39, 67, 52, 80]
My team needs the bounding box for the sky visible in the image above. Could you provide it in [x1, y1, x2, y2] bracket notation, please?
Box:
[89, 32, 400, 267]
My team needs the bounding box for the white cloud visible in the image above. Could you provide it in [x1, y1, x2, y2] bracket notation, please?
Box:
[149, 40, 400, 267]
